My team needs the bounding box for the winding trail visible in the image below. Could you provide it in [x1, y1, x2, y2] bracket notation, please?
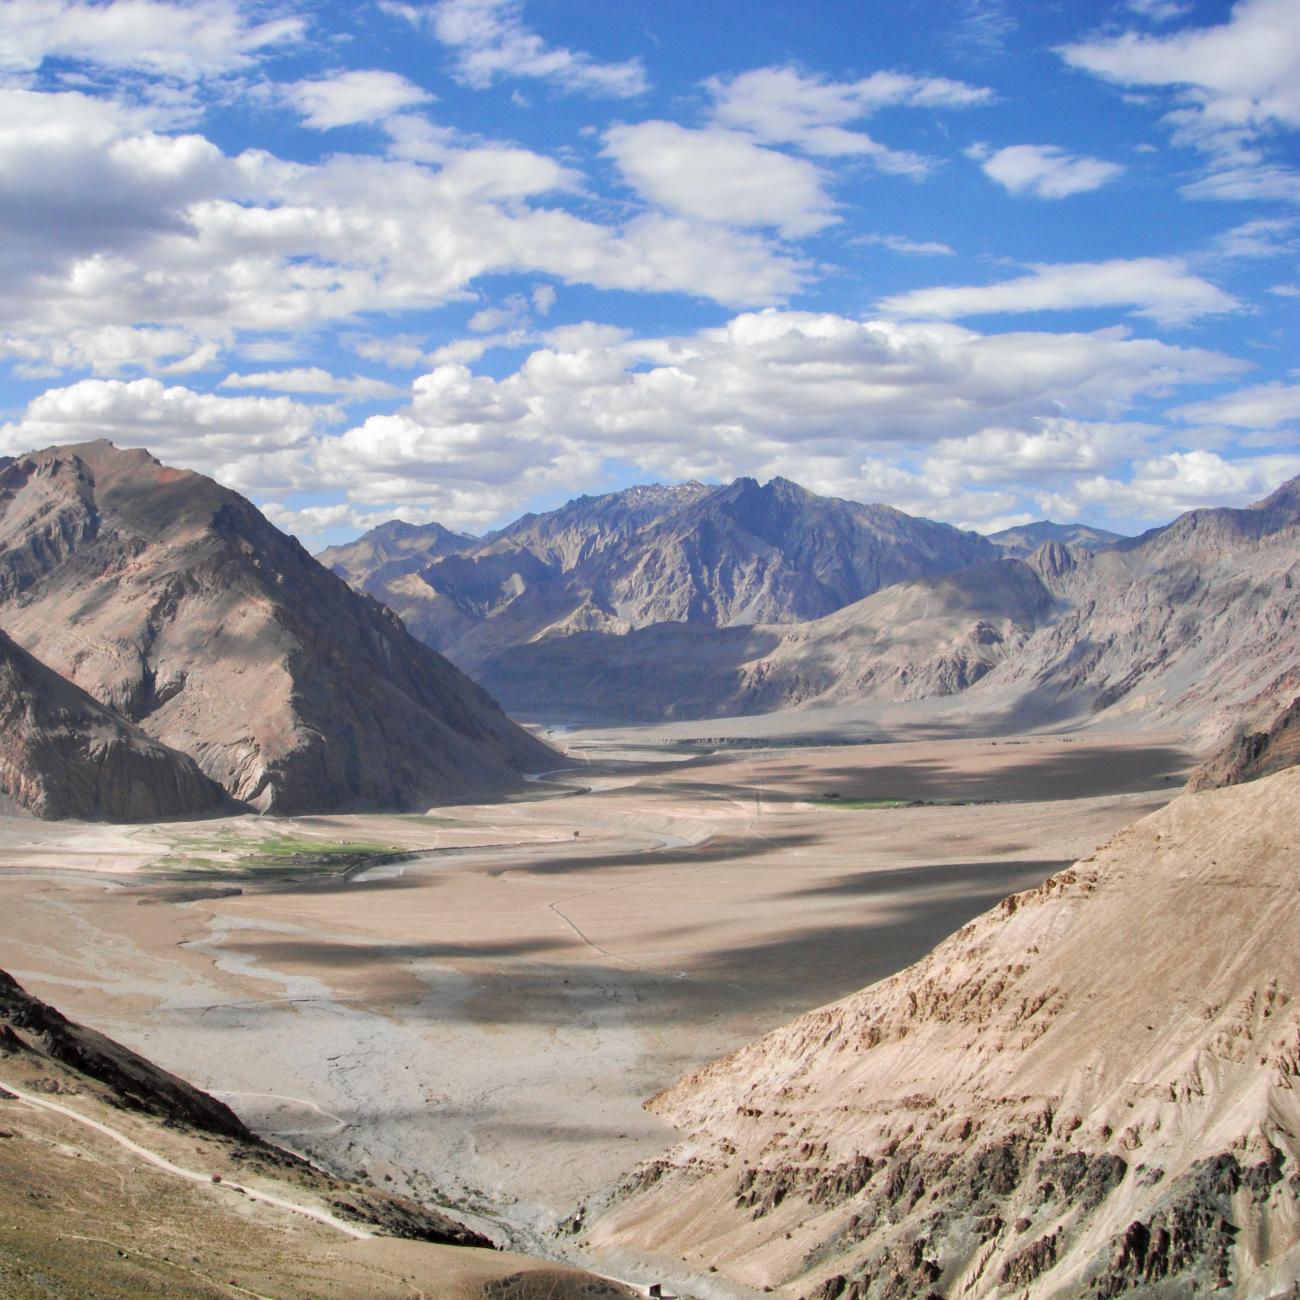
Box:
[0, 1076, 373, 1240]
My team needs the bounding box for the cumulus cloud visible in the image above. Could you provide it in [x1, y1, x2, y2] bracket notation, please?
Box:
[0, 325, 221, 378]
[971, 143, 1123, 198]
[705, 66, 989, 175]
[0, 378, 333, 492]
[408, 0, 648, 97]
[1172, 382, 1300, 428]
[0, 85, 809, 383]
[923, 419, 1149, 485]
[286, 71, 433, 130]
[1060, 0, 1300, 142]
[0, 0, 302, 79]
[296, 310, 1242, 529]
[604, 122, 838, 237]
[878, 257, 1240, 325]
[1047, 449, 1300, 522]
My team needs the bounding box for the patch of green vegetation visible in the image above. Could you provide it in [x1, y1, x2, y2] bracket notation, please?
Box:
[816, 797, 918, 809]
[156, 831, 409, 879]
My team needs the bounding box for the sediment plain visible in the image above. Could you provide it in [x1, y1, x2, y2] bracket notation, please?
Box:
[0, 727, 1192, 1290]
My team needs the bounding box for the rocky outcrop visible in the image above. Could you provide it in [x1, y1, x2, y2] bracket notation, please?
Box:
[1189, 693, 1300, 790]
[0, 442, 554, 814]
[0, 626, 227, 820]
[583, 770, 1300, 1297]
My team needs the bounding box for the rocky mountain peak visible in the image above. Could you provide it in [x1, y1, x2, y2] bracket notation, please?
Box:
[0, 440, 553, 814]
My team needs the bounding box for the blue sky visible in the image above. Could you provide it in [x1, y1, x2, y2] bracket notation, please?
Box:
[0, 0, 1298, 544]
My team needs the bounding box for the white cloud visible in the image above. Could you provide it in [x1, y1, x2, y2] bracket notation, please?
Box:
[923, 419, 1148, 485]
[1172, 382, 1300, 428]
[704, 66, 989, 174]
[1179, 164, 1300, 202]
[972, 143, 1123, 198]
[415, 0, 648, 97]
[878, 257, 1240, 325]
[300, 310, 1241, 526]
[857, 233, 955, 256]
[1059, 0, 1300, 166]
[287, 71, 433, 130]
[0, 0, 302, 79]
[604, 122, 837, 237]
[0, 378, 334, 492]
[1055, 449, 1300, 521]
[0, 85, 807, 381]
[1126, 0, 1192, 21]
[1210, 217, 1298, 258]
[0, 324, 220, 377]
[220, 368, 404, 399]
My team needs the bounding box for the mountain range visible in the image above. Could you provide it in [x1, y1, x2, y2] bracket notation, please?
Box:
[319, 476, 1001, 678]
[326, 474, 1299, 742]
[0, 441, 552, 817]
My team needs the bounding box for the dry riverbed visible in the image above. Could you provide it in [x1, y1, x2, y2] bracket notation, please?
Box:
[0, 729, 1191, 1288]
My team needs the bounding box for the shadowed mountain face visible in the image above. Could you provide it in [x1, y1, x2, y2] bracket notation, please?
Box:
[322, 476, 1000, 682]
[461, 476, 1300, 737]
[480, 556, 1057, 722]
[0, 442, 554, 814]
[986, 519, 1125, 557]
[585, 769, 1300, 1298]
[0, 627, 227, 821]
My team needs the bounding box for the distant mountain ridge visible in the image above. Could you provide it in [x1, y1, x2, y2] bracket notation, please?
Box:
[448, 474, 1300, 741]
[320, 476, 1001, 680]
[986, 519, 1125, 557]
[0, 441, 553, 815]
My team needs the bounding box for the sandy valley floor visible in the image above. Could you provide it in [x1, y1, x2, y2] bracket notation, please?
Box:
[0, 728, 1192, 1285]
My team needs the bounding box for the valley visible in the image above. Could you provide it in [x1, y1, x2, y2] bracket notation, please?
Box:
[0, 726, 1191, 1292]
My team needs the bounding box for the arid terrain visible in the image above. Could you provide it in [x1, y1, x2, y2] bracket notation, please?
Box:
[0, 726, 1193, 1292]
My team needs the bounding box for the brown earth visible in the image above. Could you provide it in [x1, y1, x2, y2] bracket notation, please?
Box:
[583, 768, 1300, 1298]
[0, 730, 1192, 1291]
[0, 966, 636, 1299]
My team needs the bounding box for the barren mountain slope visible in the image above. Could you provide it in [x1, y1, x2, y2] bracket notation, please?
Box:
[325, 477, 999, 675]
[973, 478, 1300, 739]
[0, 627, 226, 820]
[1189, 692, 1300, 791]
[584, 770, 1300, 1298]
[0, 969, 634, 1299]
[481, 557, 1056, 722]
[317, 518, 477, 585]
[483, 477, 1300, 732]
[0, 442, 553, 814]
